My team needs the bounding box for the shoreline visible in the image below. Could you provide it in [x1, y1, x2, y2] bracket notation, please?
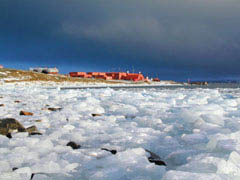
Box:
[58, 83, 183, 90]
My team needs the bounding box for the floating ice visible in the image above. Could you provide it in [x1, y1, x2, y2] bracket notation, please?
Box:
[162, 170, 231, 180]
[0, 84, 240, 179]
[14, 167, 32, 179]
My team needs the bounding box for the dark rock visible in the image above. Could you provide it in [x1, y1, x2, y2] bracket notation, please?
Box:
[29, 132, 42, 136]
[67, 141, 81, 149]
[125, 115, 136, 119]
[101, 148, 117, 155]
[14, 100, 21, 103]
[148, 157, 166, 166]
[34, 120, 42, 122]
[26, 125, 41, 136]
[0, 104, 4, 107]
[26, 126, 37, 133]
[6, 133, 12, 139]
[48, 107, 62, 111]
[12, 167, 18, 171]
[30, 173, 35, 180]
[92, 113, 102, 117]
[145, 149, 166, 166]
[20, 111, 33, 116]
[0, 118, 41, 138]
[0, 118, 26, 136]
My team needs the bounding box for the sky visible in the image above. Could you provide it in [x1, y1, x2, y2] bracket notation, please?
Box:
[1, 0, 240, 81]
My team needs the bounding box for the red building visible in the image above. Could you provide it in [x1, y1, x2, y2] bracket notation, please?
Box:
[0, 65, 3, 69]
[124, 73, 145, 81]
[153, 78, 160, 82]
[69, 72, 88, 78]
[106, 72, 127, 80]
[69, 71, 145, 82]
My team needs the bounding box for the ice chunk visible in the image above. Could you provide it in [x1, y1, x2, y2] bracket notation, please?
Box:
[63, 124, 75, 131]
[181, 133, 208, 145]
[32, 161, 61, 174]
[12, 132, 29, 138]
[217, 159, 238, 175]
[93, 106, 105, 114]
[201, 114, 225, 127]
[217, 151, 240, 176]
[0, 172, 21, 180]
[34, 139, 54, 154]
[177, 155, 221, 173]
[64, 163, 79, 172]
[0, 161, 11, 172]
[86, 97, 100, 104]
[0, 147, 9, 154]
[15, 167, 32, 179]
[216, 139, 238, 152]
[0, 135, 9, 145]
[228, 151, 240, 165]
[163, 170, 226, 180]
[167, 150, 197, 166]
[89, 148, 166, 180]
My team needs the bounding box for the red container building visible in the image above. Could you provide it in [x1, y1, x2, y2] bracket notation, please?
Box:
[69, 71, 145, 81]
[124, 73, 145, 81]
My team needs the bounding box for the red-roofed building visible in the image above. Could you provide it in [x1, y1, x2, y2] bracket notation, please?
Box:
[106, 72, 127, 80]
[124, 73, 145, 81]
[69, 71, 145, 81]
[0, 65, 3, 68]
[153, 78, 160, 82]
[69, 72, 92, 78]
[70, 72, 86, 77]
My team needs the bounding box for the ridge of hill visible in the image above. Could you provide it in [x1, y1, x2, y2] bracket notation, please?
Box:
[0, 68, 119, 83]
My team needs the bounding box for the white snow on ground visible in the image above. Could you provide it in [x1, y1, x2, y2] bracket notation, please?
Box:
[1, 83, 240, 179]
[0, 72, 7, 75]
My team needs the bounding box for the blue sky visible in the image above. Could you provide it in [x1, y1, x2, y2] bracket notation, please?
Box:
[1, 0, 240, 81]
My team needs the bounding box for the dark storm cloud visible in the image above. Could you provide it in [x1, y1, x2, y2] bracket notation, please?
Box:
[1, 0, 240, 79]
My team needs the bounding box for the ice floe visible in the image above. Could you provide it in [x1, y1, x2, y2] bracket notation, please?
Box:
[0, 84, 240, 179]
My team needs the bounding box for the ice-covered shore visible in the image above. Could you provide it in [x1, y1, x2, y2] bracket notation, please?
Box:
[1, 83, 240, 179]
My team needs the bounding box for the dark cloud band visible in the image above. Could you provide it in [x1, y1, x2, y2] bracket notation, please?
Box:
[1, 0, 240, 80]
